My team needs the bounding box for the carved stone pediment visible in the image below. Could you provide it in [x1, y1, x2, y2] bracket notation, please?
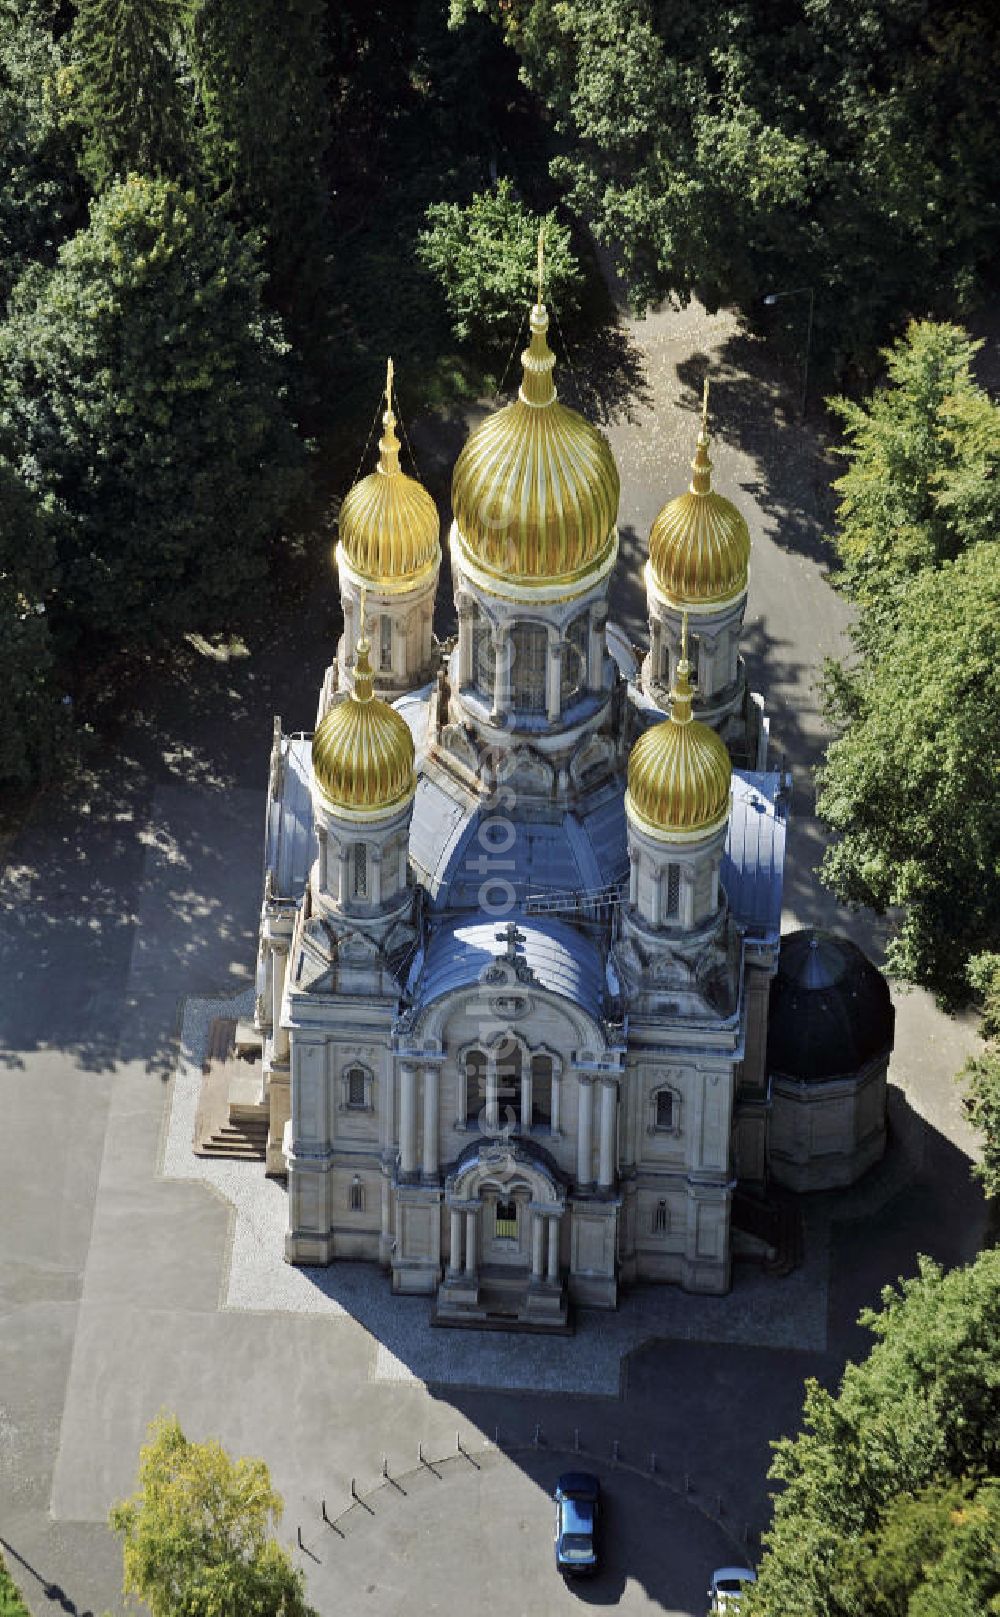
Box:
[441, 722, 479, 773]
[497, 745, 553, 795]
[570, 733, 615, 789]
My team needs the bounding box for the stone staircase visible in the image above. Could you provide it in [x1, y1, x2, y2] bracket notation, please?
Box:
[193, 1017, 268, 1161]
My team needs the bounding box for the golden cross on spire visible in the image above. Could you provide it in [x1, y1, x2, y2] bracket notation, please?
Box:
[536, 226, 545, 308]
[702, 377, 710, 433]
[680, 608, 690, 665]
[359, 584, 368, 640]
[386, 356, 394, 409]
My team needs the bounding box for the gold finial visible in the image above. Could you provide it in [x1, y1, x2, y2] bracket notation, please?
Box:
[671, 611, 694, 725]
[377, 358, 401, 476]
[353, 586, 374, 702]
[536, 225, 545, 309]
[691, 384, 712, 495]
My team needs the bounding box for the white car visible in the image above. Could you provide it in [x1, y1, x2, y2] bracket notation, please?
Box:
[708, 1566, 757, 1612]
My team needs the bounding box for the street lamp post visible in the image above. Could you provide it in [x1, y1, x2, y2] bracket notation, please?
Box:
[763, 287, 815, 419]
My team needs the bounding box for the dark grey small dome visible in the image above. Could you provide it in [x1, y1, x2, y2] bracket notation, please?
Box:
[767, 929, 894, 1083]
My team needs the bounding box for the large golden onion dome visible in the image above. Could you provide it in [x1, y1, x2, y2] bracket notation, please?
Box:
[648, 385, 750, 606]
[337, 360, 440, 589]
[626, 625, 732, 839]
[451, 298, 620, 589]
[312, 635, 416, 818]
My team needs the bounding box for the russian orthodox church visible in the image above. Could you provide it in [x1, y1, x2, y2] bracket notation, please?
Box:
[249, 276, 884, 1329]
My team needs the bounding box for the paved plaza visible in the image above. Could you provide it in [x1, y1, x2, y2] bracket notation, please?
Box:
[0, 299, 988, 1617]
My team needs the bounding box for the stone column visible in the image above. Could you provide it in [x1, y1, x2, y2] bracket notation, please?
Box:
[399, 1063, 418, 1176]
[398, 838, 409, 893]
[521, 1062, 532, 1131]
[531, 1213, 545, 1282]
[629, 860, 639, 906]
[588, 611, 604, 689]
[649, 617, 663, 684]
[485, 1053, 499, 1135]
[337, 847, 349, 905]
[448, 1208, 463, 1276]
[317, 827, 328, 893]
[547, 1217, 560, 1283]
[546, 636, 562, 723]
[551, 1068, 561, 1133]
[650, 863, 663, 928]
[577, 1077, 594, 1186]
[458, 600, 474, 686]
[464, 1209, 477, 1279]
[271, 945, 289, 1061]
[492, 625, 511, 721]
[422, 1065, 439, 1178]
[598, 1080, 617, 1188]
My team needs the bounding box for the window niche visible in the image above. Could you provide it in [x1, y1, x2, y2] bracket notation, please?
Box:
[341, 1062, 374, 1111]
[650, 1082, 682, 1136]
[652, 1199, 668, 1234]
[349, 1175, 365, 1212]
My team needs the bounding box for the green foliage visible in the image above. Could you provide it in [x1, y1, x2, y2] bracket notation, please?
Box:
[0, 0, 84, 307]
[70, 0, 193, 189]
[0, 450, 63, 789]
[829, 1478, 1000, 1617]
[109, 1413, 317, 1617]
[0, 175, 307, 660]
[961, 1049, 1000, 1202]
[453, 1, 1000, 376]
[747, 1250, 1000, 1617]
[0, 1548, 32, 1617]
[815, 543, 1000, 1004]
[418, 178, 583, 351]
[190, 0, 334, 353]
[827, 322, 1000, 650]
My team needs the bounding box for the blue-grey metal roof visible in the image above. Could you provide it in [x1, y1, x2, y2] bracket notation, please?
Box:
[411, 912, 606, 1021]
[265, 734, 315, 899]
[408, 774, 630, 913]
[722, 770, 788, 940]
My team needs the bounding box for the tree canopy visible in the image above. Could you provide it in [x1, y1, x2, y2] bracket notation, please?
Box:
[747, 1249, 1000, 1617]
[453, 0, 1000, 377]
[70, 0, 192, 189]
[815, 541, 1000, 1004]
[109, 1413, 317, 1617]
[418, 178, 583, 350]
[0, 175, 306, 659]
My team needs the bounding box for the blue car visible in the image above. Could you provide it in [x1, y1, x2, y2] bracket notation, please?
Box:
[554, 1471, 600, 1576]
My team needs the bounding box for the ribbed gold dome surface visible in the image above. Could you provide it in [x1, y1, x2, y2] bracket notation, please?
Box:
[312, 638, 416, 816]
[451, 303, 620, 588]
[338, 360, 440, 586]
[648, 395, 750, 606]
[626, 639, 732, 838]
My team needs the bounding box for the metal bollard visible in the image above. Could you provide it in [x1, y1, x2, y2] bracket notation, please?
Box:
[382, 1455, 389, 1477]
[321, 1499, 330, 1524]
[533, 1422, 542, 1447]
[297, 1526, 304, 1550]
[717, 1494, 724, 1516]
[574, 1427, 580, 1453]
[351, 1478, 359, 1502]
[649, 1452, 657, 1474]
[612, 1439, 620, 1464]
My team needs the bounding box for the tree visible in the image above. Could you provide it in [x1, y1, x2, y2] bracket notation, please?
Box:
[815, 542, 1000, 1004]
[826, 322, 1000, 651]
[189, 0, 334, 358]
[109, 1414, 317, 1617]
[70, 0, 193, 190]
[828, 1478, 1000, 1617]
[0, 450, 63, 790]
[452, 1, 1000, 377]
[0, 0, 84, 308]
[418, 179, 583, 351]
[0, 175, 307, 663]
[747, 1249, 1000, 1617]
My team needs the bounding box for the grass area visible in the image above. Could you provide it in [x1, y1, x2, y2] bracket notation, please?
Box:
[0, 1554, 31, 1617]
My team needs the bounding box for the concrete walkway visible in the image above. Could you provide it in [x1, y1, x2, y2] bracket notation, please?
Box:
[0, 297, 987, 1617]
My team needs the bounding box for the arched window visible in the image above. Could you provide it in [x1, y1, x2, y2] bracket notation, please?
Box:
[342, 1063, 373, 1110]
[652, 1199, 668, 1234]
[464, 1049, 487, 1126]
[651, 1084, 681, 1134]
[379, 615, 393, 672]
[531, 1053, 553, 1127]
[350, 1176, 365, 1212]
[665, 863, 680, 919]
[561, 613, 589, 704]
[473, 605, 495, 695]
[511, 622, 547, 713]
[495, 1036, 522, 1126]
[656, 1090, 674, 1129]
[354, 842, 368, 899]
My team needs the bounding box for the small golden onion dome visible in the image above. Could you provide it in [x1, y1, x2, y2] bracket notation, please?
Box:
[626, 628, 732, 839]
[451, 301, 620, 588]
[338, 359, 440, 587]
[312, 636, 416, 817]
[648, 385, 750, 605]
